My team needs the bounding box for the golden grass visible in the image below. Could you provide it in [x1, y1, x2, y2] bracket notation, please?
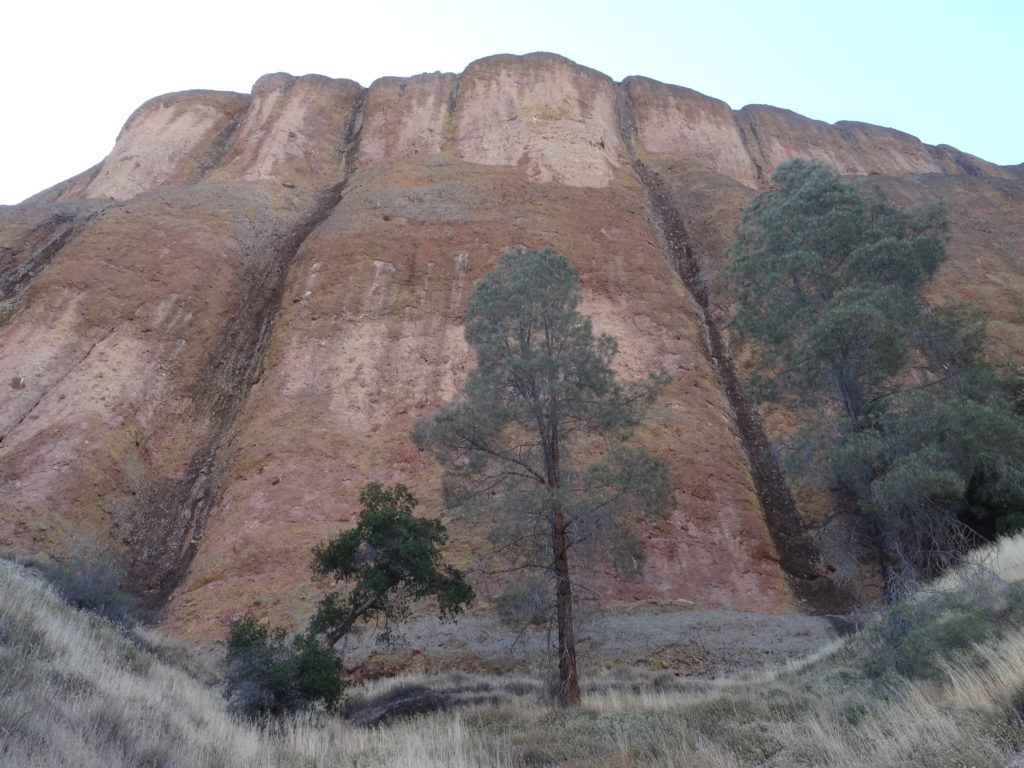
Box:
[0, 559, 511, 767]
[5, 537, 1024, 766]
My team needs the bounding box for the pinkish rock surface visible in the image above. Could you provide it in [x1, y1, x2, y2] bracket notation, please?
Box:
[0, 52, 1020, 647]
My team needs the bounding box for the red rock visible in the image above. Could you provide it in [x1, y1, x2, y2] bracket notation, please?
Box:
[0, 53, 1019, 645]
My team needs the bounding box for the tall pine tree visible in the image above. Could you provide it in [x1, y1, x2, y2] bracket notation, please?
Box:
[728, 158, 1024, 602]
[414, 248, 671, 705]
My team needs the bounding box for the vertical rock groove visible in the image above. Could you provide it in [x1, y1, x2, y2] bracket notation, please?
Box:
[131, 88, 370, 609]
[0, 202, 111, 305]
[445, 72, 462, 146]
[616, 83, 850, 614]
[190, 102, 250, 183]
[732, 110, 767, 186]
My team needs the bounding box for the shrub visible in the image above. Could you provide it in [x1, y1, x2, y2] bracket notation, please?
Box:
[38, 544, 140, 625]
[223, 613, 342, 718]
[858, 578, 1024, 679]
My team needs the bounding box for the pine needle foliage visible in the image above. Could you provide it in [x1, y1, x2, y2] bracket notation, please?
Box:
[414, 247, 671, 705]
[727, 158, 1024, 602]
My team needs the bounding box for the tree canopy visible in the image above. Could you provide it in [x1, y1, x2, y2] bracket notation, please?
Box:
[310, 482, 474, 649]
[729, 157, 948, 427]
[728, 158, 1024, 602]
[414, 247, 671, 705]
[223, 482, 472, 716]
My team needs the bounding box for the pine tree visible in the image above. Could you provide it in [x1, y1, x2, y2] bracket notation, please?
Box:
[414, 247, 671, 705]
[728, 158, 1024, 602]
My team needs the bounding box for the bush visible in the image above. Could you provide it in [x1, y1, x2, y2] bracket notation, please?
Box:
[223, 613, 342, 718]
[858, 578, 1024, 680]
[39, 545, 140, 625]
[997, 513, 1024, 537]
[494, 573, 552, 628]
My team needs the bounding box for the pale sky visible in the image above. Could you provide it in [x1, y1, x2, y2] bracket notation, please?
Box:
[3, 0, 1020, 204]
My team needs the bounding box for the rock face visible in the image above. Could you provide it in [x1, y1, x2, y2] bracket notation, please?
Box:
[1, 53, 1020, 643]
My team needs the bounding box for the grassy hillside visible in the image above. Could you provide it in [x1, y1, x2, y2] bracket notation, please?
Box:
[4, 540, 1024, 767]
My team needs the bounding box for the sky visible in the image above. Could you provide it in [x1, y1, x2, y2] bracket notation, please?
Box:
[3, 0, 1021, 204]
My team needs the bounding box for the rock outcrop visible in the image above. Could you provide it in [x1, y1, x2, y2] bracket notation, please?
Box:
[1, 53, 1020, 643]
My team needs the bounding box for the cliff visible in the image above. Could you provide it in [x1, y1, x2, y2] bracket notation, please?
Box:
[2, 53, 1021, 642]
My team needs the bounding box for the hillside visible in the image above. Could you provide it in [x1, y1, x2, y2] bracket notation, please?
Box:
[0, 52, 1021, 642]
[4, 537, 1024, 766]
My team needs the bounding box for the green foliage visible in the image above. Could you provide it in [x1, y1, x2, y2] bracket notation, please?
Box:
[223, 613, 342, 717]
[729, 157, 948, 424]
[310, 482, 474, 649]
[223, 483, 470, 717]
[728, 158, 1024, 601]
[414, 247, 672, 704]
[857, 579, 1024, 680]
[413, 248, 671, 573]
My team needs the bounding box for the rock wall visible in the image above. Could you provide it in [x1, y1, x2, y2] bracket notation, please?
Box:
[1, 52, 1020, 643]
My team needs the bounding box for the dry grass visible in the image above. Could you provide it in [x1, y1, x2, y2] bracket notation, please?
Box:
[0, 559, 512, 767]
[5, 536, 1024, 766]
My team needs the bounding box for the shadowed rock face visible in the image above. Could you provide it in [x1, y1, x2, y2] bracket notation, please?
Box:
[1, 52, 1020, 642]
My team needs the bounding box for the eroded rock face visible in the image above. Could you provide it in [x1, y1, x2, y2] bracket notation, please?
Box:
[453, 54, 628, 187]
[0, 52, 1020, 643]
[623, 77, 758, 184]
[77, 91, 249, 200]
[357, 72, 456, 166]
[205, 74, 363, 188]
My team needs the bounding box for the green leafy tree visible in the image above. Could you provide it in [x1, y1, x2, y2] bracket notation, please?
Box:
[224, 482, 471, 716]
[309, 482, 474, 650]
[728, 158, 1024, 602]
[414, 247, 671, 705]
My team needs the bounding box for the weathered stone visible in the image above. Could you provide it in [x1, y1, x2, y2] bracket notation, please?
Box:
[0, 53, 1019, 647]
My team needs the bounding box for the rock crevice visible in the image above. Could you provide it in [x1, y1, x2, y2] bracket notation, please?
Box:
[129, 89, 370, 605]
[617, 82, 851, 614]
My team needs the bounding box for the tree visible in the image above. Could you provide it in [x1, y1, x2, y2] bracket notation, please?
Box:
[309, 482, 474, 650]
[728, 158, 1024, 602]
[413, 247, 671, 705]
[223, 482, 472, 716]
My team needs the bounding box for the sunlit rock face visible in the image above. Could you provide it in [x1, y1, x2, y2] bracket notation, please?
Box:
[1, 52, 1020, 643]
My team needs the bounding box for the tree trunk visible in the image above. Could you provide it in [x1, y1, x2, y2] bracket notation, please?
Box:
[872, 517, 899, 605]
[324, 595, 379, 649]
[551, 504, 580, 706]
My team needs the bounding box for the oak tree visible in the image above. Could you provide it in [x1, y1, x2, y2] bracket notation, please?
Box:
[309, 482, 474, 649]
[224, 482, 472, 716]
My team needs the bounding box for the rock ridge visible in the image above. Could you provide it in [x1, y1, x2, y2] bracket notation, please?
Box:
[39, 52, 1017, 208]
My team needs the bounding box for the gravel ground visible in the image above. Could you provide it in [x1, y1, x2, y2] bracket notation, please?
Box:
[336, 604, 843, 679]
